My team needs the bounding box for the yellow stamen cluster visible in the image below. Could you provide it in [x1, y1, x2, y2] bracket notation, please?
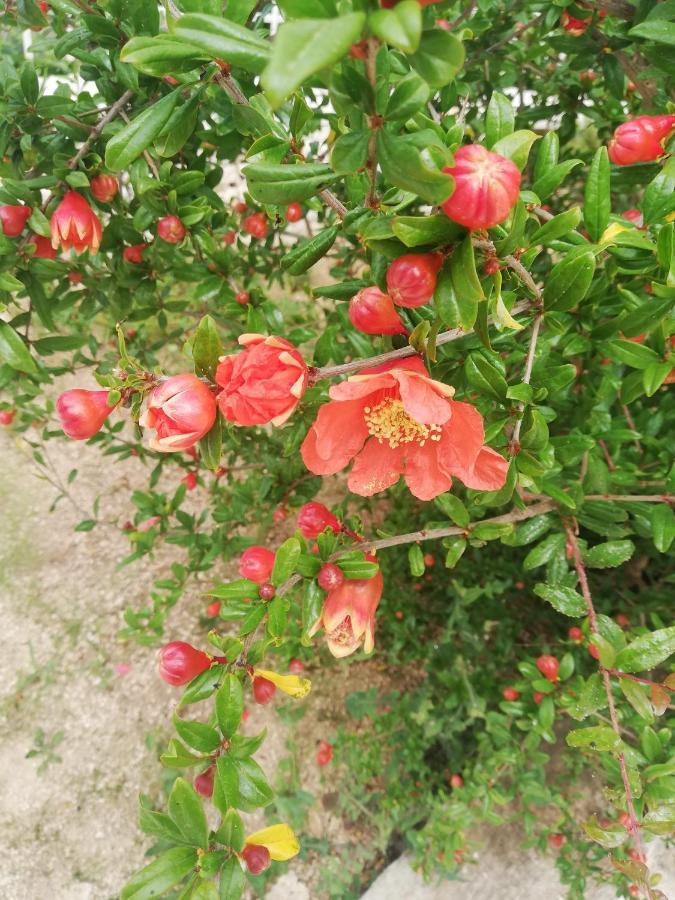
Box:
[364, 398, 442, 448]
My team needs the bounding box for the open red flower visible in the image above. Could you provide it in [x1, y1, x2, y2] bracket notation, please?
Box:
[50, 191, 102, 255]
[215, 334, 308, 426]
[301, 357, 508, 500]
[309, 567, 383, 657]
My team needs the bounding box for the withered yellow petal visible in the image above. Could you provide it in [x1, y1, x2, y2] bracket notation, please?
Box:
[254, 669, 311, 698]
[245, 823, 300, 861]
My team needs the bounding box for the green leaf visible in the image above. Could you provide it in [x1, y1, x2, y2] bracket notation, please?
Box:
[582, 816, 629, 848]
[450, 235, 484, 307]
[168, 778, 209, 848]
[173, 714, 221, 752]
[214, 808, 245, 852]
[443, 536, 466, 568]
[584, 147, 611, 243]
[434, 493, 469, 527]
[370, 1, 421, 54]
[604, 339, 661, 369]
[543, 248, 596, 312]
[642, 158, 675, 225]
[281, 226, 338, 275]
[174, 13, 270, 73]
[569, 673, 606, 721]
[534, 583, 586, 617]
[628, 20, 675, 46]
[614, 627, 675, 674]
[233, 756, 273, 812]
[523, 533, 565, 570]
[213, 755, 239, 813]
[391, 214, 462, 248]
[192, 315, 223, 380]
[408, 544, 425, 576]
[243, 162, 338, 204]
[408, 29, 465, 88]
[377, 129, 453, 204]
[0, 272, 25, 292]
[566, 726, 622, 752]
[0, 322, 37, 374]
[121, 35, 206, 75]
[534, 130, 558, 182]
[261, 13, 366, 108]
[331, 131, 369, 175]
[271, 537, 301, 585]
[619, 678, 654, 723]
[218, 855, 245, 900]
[105, 91, 181, 171]
[464, 353, 508, 402]
[492, 129, 539, 171]
[584, 540, 634, 568]
[138, 807, 186, 844]
[651, 504, 675, 553]
[531, 159, 584, 201]
[485, 91, 514, 148]
[121, 847, 197, 899]
[199, 415, 222, 471]
[155, 93, 201, 158]
[216, 674, 244, 738]
[385, 71, 430, 121]
[530, 207, 582, 245]
[302, 579, 323, 643]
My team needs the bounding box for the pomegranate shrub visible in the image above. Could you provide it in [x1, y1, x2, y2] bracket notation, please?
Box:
[0, 1, 673, 898]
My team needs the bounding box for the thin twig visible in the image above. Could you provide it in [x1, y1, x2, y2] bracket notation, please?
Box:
[564, 524, 651, 896]
[311, 299, 531, 381]
[68, 90, 133, 169]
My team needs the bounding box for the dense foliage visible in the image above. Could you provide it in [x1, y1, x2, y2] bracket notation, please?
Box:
[0, 0, 674, 897]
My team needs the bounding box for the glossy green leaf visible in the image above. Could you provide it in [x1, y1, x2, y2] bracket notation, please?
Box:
[0, 322, 37, 374]
[174, 13, 270, 73]
[192, 314, 223, 380]
[331, 131, 369, 175]
[492, 129, 539, 171]
[614, 627, 675, 674]
[370, 1, 421, 54]
[281, 226, 338, 275]
[534, 582, 586, 617]
[628, 19, 675, 45]
[105, 91, 180, 171]
[584, 147, 611, 243]
[377, 129, 453, 204]
[619, 678, 654, 723]
[243, 162, 338, 204]
[408, 29, 465, 87]
[543, 248, 596, 312]
[120, 847, 197, 899]
[584, 540, 634, 568]
[485, 91, 514, 148]
[566, 726, 622, 752]
[120, 36, 205, 75]
[271, 536, 301, 585]
[464, 353, 508, 401]
[216, 674, 244, 738]
[385, 71, 430, 121]
[168, 778, 209, 848]
[530, 207, 582, 245]
[261, 13, 366, 108]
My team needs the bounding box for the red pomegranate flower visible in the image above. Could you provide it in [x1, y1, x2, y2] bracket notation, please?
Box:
[215, 334, 308, 427]
[608, 115, 675, 166]
[301, 357, 508, 501]
[0, 204, 32, 237]
[123, 243, 146, 264]
[50, 191, 102, 255]
[441, 144, 521, 230]
[349, 287, 406, 335]
[560, 10, 591, 36]
[29, 233, 57, 259]
[309, 567, 383, 657]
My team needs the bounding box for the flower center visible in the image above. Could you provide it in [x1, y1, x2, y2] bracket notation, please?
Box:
[364, 398, 442, 449]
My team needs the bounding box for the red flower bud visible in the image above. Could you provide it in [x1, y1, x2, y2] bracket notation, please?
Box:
[568, 626, 583, 642]
[297, 502, 341, 539]
[233, 201, 247, 214]
[243, 212, 268, 239]
[29, 233, 57, 259]
[158, 641, 211, 685]
[56, 389, 114, 440]
[484, 257, 501, 276]
[68, 271, 82, 285]
[0, 409, 15, 426]
[533, 691, 545, 705]
[435, 18, 450, 29]
[449, 774, 463, 788]
[0, 204, 32, 237]
[252, 675, 276, 705]
[386, 253, 442, 308]
[223, 229, 237, 245]
[536, 655, 559, 682]
[316, 740, 333, 766]
[560, 10, 591, 35]
[139, 373, 216, 452]
[123, 243, 146, 264]
[608, 115, 675, 166]
[349, 39, 369, 59]
[502, 687, 520, 701]
[394, 610, 404, 620]
[349, 287, 406, 335]
[317, 563, 344, 592]
[157, 215, 186, 243]
[548, 833, 565, 849]
[423, 553, 435, 567]
[242, 843, 271, 874]
[235, 291, 250, 305]
[588, 642, 600, 660]
[259, 582, 276, 601]
[181, 471, 197, 491]
[288, 658, 305, 673]
[239, 546, 275, 583]
[615, 613, 630, 627]
[442, 145, 521, 230]
[90, 174, 119, 203]
[215, 334, 308, 427]
[286, 202, 302, 222]
[193, 765, 215, 797]
[138, 515, 162, 532]
[206, 601, 221, 617]
[51, 192, 102, 254]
